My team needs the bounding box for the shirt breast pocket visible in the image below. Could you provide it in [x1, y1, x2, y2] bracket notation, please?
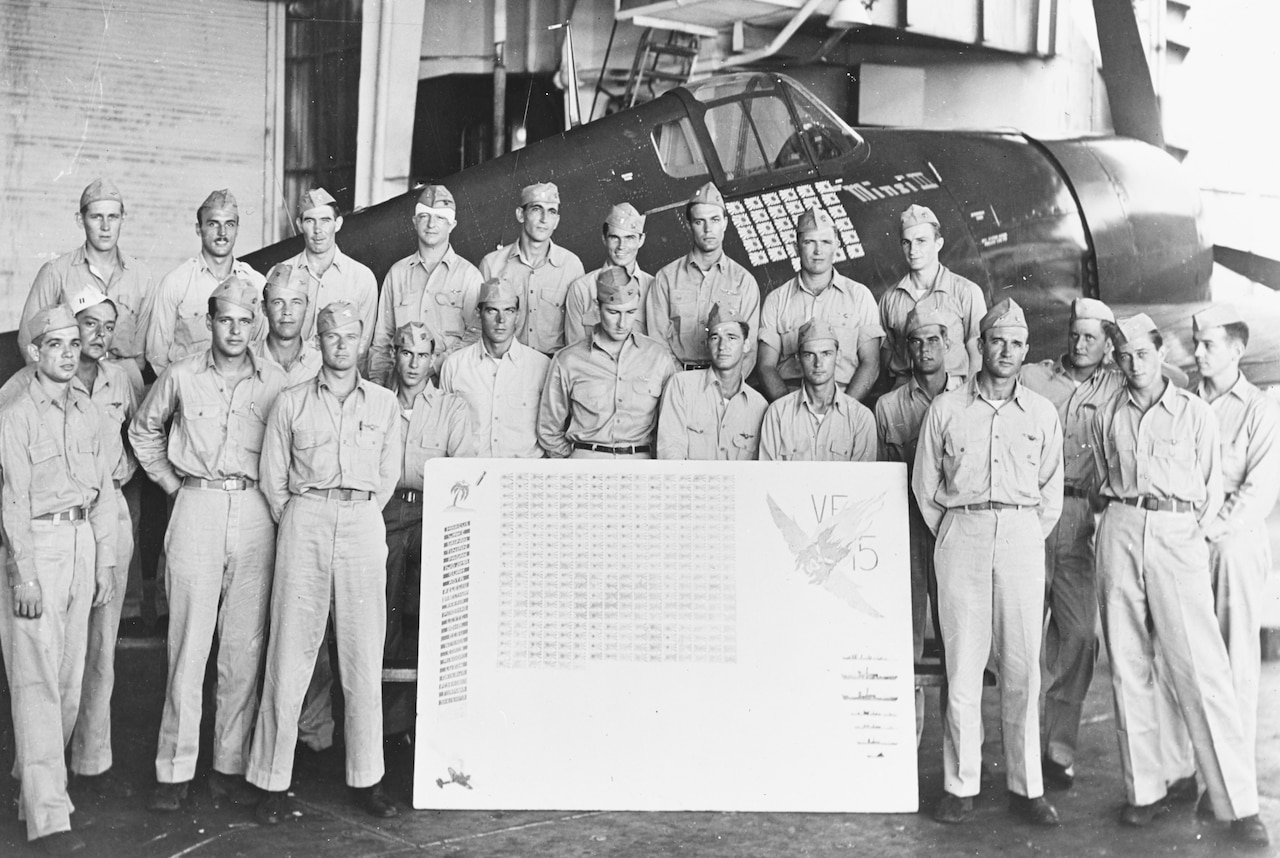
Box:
[828, 439, 853, 461]
[1009, 431, 1043, 495]
[295, 428, 328, 450]
[29, 438, 63, 481]
[941, 434, 976, 493]
[731, 431, 759, 460]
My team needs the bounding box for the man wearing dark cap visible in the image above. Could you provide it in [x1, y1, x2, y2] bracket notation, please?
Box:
[20, 178, 154, 391]
[913, 297, 1063, 827]
[759, 208, 882, 402]
[146, 189, 266, 373]
[658, 303, 766, 460]
[247, 301, 403, 822]
[129, 277, 288, 813]
[1089, 313, 1268, 845]
[648, 182, 760, 373]
[759, 319, 876, 461]
[369, 184, 482, 387]
[538, 267, 678, 459]
[1016, 297, 1125, 791]
[874, 304, 963, 743]
[0, 305, 118, 855]
[252, 264, 323, 386]
[479, 182, 585, 355]
[880, 204, 986, 386]
[440, 278, 551, 458]
[565, 203, 654, 347]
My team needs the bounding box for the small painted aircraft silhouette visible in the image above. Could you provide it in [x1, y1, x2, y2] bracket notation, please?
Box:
[436, 767, 473, 789]
[767, 491, 885, 618]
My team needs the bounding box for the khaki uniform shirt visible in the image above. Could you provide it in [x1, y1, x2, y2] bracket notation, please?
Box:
[369, 246, 482, 386]
[129, 350, 287, 495]
[146, 256, 266, 372]
[0, 377, 118, 584]
[1198, 374, 1280, 531]
[657, 369, 767, 461]
[259, 371, 402, 521]
[284, 247, 378, 363]
[759, 273, 883, 385]
[537, 330, 678, 458]
[647, 252, 760, 372]
[759, 387, 877, 462]
[875, 373, 963, 470]
[912, 377, 1064, 537]
[564, 263, 654, 348]
[251, 339, 323, 387]
[1020, 358, 1126, 492]
[397, 386, 475, 491]
[479, 240, 585, 354]
[1091, 379, 1222, 524]
[879, 264, 986, 379]
[439, 339, 550, 458]
[20, 244, 154, 372]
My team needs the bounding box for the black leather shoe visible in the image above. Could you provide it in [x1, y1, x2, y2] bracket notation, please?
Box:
[1119, 801, 1162, 827]
[932, 793, 973, 824]
[1041, 756, 1074, 791]
[70, 769, 134, 799]
[256, 791, 290, 825]
[1230, 815, 1271, 848]
[354, 783, 399, 819]
[208, 771, 259, 807]
[1009, 793, 1060, 826]
[148, 781, 189, 812]
[1165, 775, 1198, 805]
[36, 830, 85, 855]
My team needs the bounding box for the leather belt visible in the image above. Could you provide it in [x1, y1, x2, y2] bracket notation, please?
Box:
[184, 476, 257, 491]
[35, 506, 90, 523]
[307, 487, 373, 502]
[1063, 484, 1089, 499]
[956, 501, 1034, 512]
[1113, 496, 1196, 513]
[396, 488, 422, 504]
[682, 361, 711, 371]
[573, 442, 652, 455]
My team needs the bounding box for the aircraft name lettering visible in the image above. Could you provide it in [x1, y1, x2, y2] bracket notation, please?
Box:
[845, 171, 942, 204]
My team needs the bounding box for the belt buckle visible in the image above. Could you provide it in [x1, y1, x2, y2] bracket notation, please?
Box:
[338, 488, 354, 501]
[404, 490, 419, 503]
[222, 478, 240, 491]
[1142, 497, 1159, 511]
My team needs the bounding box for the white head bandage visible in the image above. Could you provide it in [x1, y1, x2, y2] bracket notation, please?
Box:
[415, 203, 456, 225]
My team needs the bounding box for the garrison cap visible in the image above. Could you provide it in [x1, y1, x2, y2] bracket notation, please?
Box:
[605, 202, 645, 232]
[521, 182, 560, 206]
[1113, 313, 1159, 345]
[796, 207, 837, 236]
[1070, 297, 1114, 324]
[80, 178, 124, 212]
[706, 302, 748, 333]
[979, 297, 1027, 333]
[905, 305, 958, 336]
[899, 204, 939, 233]
[477, 276, 519, 307]
[264, 263, 307, 302]
[316, 301, 361, 334]
[298, 187, 338, 216]
[596, 266, 640, 306]
[210, 275, 261, 316]
[417, 184, 455, 210]
[1192, 304, 1244, 333]
[26, 305, 79, 343]
[199, 189, 238, 215]
[798, 318, 839, 348]
[394, 322, 434, 352]
[66, 284, 110, 317]
[688, 181, 725, 211]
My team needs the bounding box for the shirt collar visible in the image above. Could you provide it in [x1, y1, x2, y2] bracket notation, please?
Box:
[907, 372, 960, 401]
[316, 368, 368, 400]
[512, 240, 565, 268]
[965, 374, 1031, 410]
[700, 367, 748, 400]
[684, 252, 727, 275]
[25, 375, 82, 413]
[590, 329, 638, 355]
[199, 347, 266, 379]
[795, 272, 849, 298]
[799, 384, 845, 415]
[74, 243, 131, 271]
[412, 245, 459, 270]
[1198, 371, 1255, 404]
[480, 339, 524, 364]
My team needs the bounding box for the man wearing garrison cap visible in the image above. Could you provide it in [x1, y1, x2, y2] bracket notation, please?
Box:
[565, 203, 655, 347]
[147, 189, 266, 373]
[283, 188, 378, 372]
[1017, 297, 1125, 791]
[538, 266, 677, 459]
[874, 303, 963, 745]
[20, 178, 154, 391]
[913, 297, 1063, 827]
[129, 276, 288, 813]
[0, 304, 119, 853]
[758, 207, 883, 403]
[657, 302, 768, 460]
[248, 301, 403, 823]
[880, 203, 987, 386]
[759, 318, 876, 461]
[252, 263, 323, 385]
[1088, 314, 1269, 845]
[648, 181, 761, 374]
[369, 184, 482, 387]
[479, 182, 585, 355]
[441, 277, 551, 458]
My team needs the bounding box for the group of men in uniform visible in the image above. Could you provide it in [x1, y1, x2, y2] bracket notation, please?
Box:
[0, 175, 1272, 853]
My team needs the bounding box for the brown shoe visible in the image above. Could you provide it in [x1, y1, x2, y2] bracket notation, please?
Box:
[148, 781, 189, 812]
[932, 793, 973, 824]
[1230, 815, 1271, 848]
[1009, 793, 1060, 827]
[353, 782, 398, 819]
[35, 830, 85, 855]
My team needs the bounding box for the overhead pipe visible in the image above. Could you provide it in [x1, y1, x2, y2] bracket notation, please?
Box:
[709, 0, 827, 70]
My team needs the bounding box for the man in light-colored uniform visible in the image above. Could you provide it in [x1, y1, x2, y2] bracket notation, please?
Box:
[538, 267, 678, 460]
[479, 182, 585, 355]
[146, 189, 266, 373]
[369, 184, 482, 386]
[0, 305, 118, 855]
[565, 203, 653, 347]
[440, 278, 550, 458]
[759, 319, 876, 462]
[247, 302, 402, 823]
[647, 182, 761, 373]
[657, 303, 767, 460]
[912, 298, 1063, 827]
[252, 263, 323, 386]
[758, 208, 882, 402]
[1091, 313, 1268, 846]
[879, 204, 985, 386]
[1017, 297, 1125, 791]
